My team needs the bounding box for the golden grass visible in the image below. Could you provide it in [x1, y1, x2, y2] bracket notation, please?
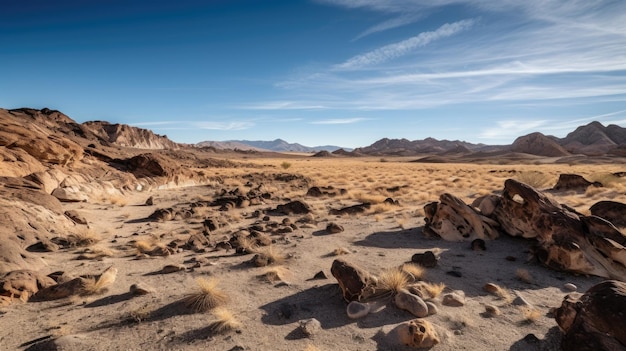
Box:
[81, 266, 117, 296]
[514, 171, 551, 189]
[520, 307, 542, 324]
[400, 263, 425, 281]
[423, 282, 446, 298]
[377, 267, 411, 293]
[108, 195, 128, 207]
[332, 247, 351, 256]
[257, 266, 291, 284]
[66, 230, 101, 247]
[485, 283, 513, 303]
[182, 277, 230, 313]
[302, 345, 321, 351]
[208, 307, 241, 333]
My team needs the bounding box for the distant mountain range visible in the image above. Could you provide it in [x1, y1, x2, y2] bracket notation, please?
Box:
[196, 139, 351, 153]
[344, 121, 626, 158]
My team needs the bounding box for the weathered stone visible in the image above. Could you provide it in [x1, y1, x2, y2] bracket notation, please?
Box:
[130, 283, 154, 295]
[64, 210, 88, 225]
[299, 318, 321, 337]
[394, 289, 429, 317]
[484, 304, 501, 316]
[426, 301, 439, 316]
[553, 174, 601, 191]
[396, 319, 440, 348]
[410, 251, 438, 268]
[145, 196, 154, 206]
[329, 203, 371, 216]
[0, 270, 56, 302]
[423, 193, 499, 241]
[555, 280, 626, 351]
[52, 186, 88, 202]
[161, 264, 185, 274]
[442, 291, 465, 307]
[471, 238, 486, 251]
[590, 200, 626, 227]
[326, 222, 344, 234]
[330, 259, 375, 302]
[275, 200, 311, 215]
[563, 283, 577, 292]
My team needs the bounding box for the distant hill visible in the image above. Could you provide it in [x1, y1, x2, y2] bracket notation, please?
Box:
[196, 138, 350, 153]
[354, 121, 626, 158]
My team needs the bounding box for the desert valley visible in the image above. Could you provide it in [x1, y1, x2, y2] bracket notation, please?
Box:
[1, 107, 625, 351]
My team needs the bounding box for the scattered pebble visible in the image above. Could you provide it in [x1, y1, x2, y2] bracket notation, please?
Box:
[471, 239, 486, 251]
[563, 283, 577, 292]
[484, 304, 501, 316]
[312, 271, 328, 280]
[161, 264, 185, 274]
[483, 283, 500, 294]
[442, 291, 465, 307]
[446, 270, 462, 278]
[326, 222, 344, 234]
[512, 293, 532, 306]
[129, 283, 154, 295]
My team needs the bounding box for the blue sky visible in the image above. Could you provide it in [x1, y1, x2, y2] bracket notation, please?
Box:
[2, 0, 626, 148]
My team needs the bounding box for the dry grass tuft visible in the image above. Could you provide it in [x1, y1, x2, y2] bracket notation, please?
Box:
[515, 268, 533, 284]
[332, 247, 351, 256]
[108, 195, 128, 207]
[423, 282, 446, 298]
[81, 266, 117, 296]
[400, 263, 425, 281]
[377, 267, 411, 293]
[515, 171, 551, 189]
[182, 277, 230, 313]
[302, 345, 322, 351]
[66, 230, 101, 247]
[208, 307, 241, 333]
[521, 307, 542, 324]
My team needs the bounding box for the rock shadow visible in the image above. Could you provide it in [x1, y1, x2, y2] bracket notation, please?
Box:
[84, 292, 134, 308]
[508, 326, 562, 351]
[352, 227, 427, 249]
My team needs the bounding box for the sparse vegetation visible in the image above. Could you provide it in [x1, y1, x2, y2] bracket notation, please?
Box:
[208, 307, 241, 333]
[182, 277, 230, 313]
[515, 268, 533, 284]
[520, 307, 542, 324]
[66, 230, 101, 247]
[400, 263, 425, 281]
[378, 267, 411, 293]
[280, 161, 292, 169]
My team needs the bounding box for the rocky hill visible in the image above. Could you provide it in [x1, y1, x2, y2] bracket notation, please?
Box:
[83, 121, 181, 150]
[200, 138, 349, 152]
[354, 122, 626, 158]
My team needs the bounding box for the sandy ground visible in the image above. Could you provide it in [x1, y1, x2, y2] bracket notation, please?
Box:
[0, 168, 609, 351]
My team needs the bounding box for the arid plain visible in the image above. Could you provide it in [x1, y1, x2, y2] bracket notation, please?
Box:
[1, 108, 626, 351]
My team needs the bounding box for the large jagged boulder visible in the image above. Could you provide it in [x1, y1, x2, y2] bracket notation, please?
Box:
[492, 179, 626, 280]
[423, 193, 499, 241]
[553, 174, 601, 191]
[555, 280, 626, 351]
[590, 200, 626, 227]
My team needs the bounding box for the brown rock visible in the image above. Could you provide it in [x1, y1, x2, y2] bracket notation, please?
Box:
[555, 280, 626, 351]
[394, 289, 429, 317]
[0, 270, 56, 302]
[326, 222, 344, 234]
[330, 259, 375, 302]
[590, 200, 626, 227]
[553, 173, 601, 191]
[275, 200, 311, 215]
[411, 251, 438, 268]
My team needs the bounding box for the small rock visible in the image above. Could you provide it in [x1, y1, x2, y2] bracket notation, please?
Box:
[523, 333, 540, 344]
[411, 251, 438, 268]
[442, 291, 465, 307]
[394, 289, 429, 317]
[145, 196, 154, 206]
[512, 293, 532, 306]
[426, 301, 439, 315]
[396, 319, 440, 348]
[130, 283, 154, 295]
[299, 318, 321, 337]
[563, 283, 577, 292]
[471, 239, 486, 251]
[326, 222, 344, 234]
[483, 283, 500, 294]
[484, 304, 501, 316]
[347, 301, 370, 319]
[312, 271, 328, 280]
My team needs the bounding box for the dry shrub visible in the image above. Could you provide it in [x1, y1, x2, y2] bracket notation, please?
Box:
[235, 235, 259, 254]
[208, 307, 241, 333]
[515, 171, 550, 189]
[401, 263, 425, 281]
[182, 277, 230, 313]
[515, 268, 533, 284]
[75, 246, 116, 260]
[378, 267, 411, 293]
[370, 202, 394, 214]
[81, 266, 117, 296]
[251, 246, 286, 267]
[584, 185, 605, 198]
[108, 195, 128, 207]
[352, 192, 387, 204]
[485, 283, 513, 303]
[66, 230, 101, 247]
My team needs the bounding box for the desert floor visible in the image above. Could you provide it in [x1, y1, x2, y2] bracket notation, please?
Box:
[2, 156, 624, 351]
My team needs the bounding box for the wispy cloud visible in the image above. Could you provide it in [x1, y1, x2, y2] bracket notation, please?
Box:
[479, 120, 549, 140]
[240, 101, 327, 110]
[310, 117, 368, 124]
[193, 121, 254, 130]
[335, 19, 476, 70]
[353, 13, 423, 40]
[131, 121, 180, 127]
